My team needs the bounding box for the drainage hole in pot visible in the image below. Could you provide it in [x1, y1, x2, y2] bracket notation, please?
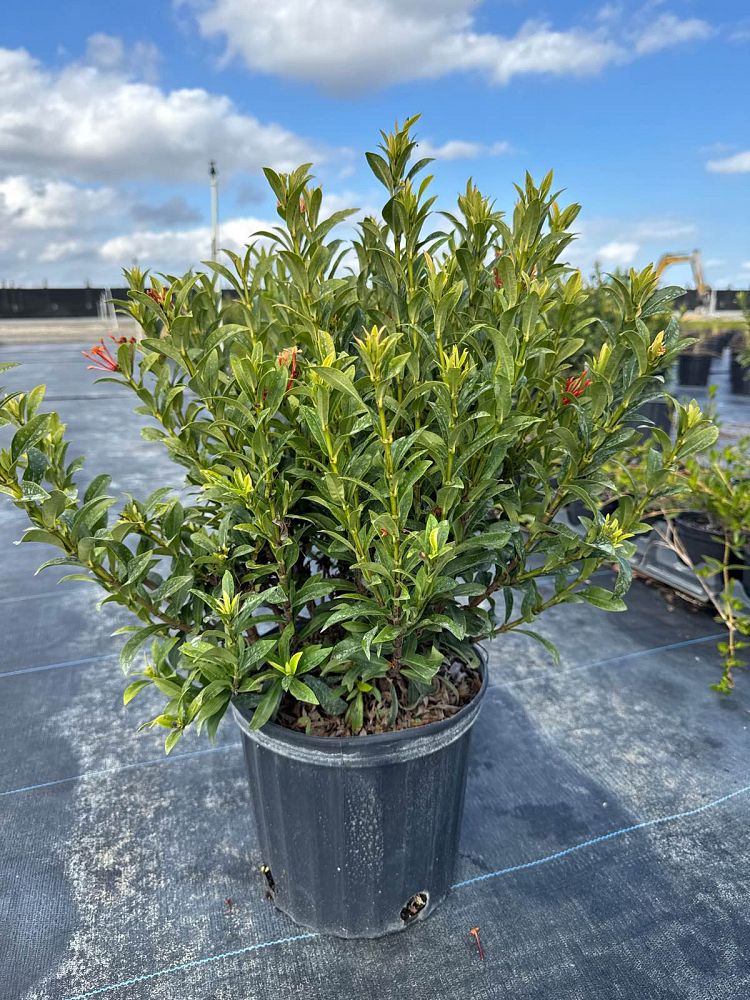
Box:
[260, 864, 275, 900]
[401, 891, 429, 923]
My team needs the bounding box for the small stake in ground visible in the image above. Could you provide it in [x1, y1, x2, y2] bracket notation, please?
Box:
[470, 926, 485, 960]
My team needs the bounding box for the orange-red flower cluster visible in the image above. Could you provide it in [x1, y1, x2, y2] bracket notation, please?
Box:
[561, 370, 592, 405]
[277, 347, 298, 392]
[82, 335, 136, 372]
[146, 288, 166, 305]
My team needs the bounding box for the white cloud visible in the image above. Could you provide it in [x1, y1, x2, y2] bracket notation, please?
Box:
[0, 43, 323, 183]
[417, 139, 511, 160]
[634, 13, 713, 55]
[630, 219, 696, 241]
[98, 215, 274, 273]
[193, 0, 712, 94]
[706, 150, 750, 174]
[39, 239, 91, 264]
[85, 32, 161, 83]
[596, 240, 640, 266]
[0, 176, 119, 230]
[742, 261, 750, 272]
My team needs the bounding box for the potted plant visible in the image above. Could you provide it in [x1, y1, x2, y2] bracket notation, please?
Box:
[658, 439, 750, 691]
[0, 118, 718, 938]
[729, 298, 749, 395]
[677, 333, 713, 387]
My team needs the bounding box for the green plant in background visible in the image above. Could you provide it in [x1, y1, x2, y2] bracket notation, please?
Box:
[609, 420, 750, 692]
[556, 264, 679, 371]
[667, 441, 750, 692]
[734, 292, 750, 369]
[0, 117, 718, 748]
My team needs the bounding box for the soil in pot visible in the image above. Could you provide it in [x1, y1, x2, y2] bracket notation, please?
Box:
[233, 655, 488, 939]
[678, 353, 712, 387]
[275, 659, 482, 737]
[730, 353, 750, 395]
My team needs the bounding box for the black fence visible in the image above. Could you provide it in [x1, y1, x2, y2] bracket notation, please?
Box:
[0, 285, 747, 320]
[0, 288, 130, 319]
[673, 289, 747, 311]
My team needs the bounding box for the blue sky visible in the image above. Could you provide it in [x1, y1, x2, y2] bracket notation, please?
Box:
[0, 0, 748, 288]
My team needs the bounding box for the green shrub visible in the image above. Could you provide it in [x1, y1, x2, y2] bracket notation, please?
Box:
[0, 117, 717, 748]
[671, 440, 750, 692]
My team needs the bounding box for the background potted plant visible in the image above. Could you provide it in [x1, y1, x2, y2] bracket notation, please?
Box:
[657, 439, 750, 692]
[677, 331, 714, 387]
[557, 265, 675, 434]
[0, 117, 718, 938]
[729, 296, 750, 395]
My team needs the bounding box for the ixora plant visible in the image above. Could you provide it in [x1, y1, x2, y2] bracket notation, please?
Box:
[0, 118, 718, 936]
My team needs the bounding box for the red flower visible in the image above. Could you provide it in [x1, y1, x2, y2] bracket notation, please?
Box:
[561, 370, 592, 404]
[277, 347, 298, 392]
[145, 287, 166, 305]
[83, 338, 119, 372]
[82, 335, 136, 372]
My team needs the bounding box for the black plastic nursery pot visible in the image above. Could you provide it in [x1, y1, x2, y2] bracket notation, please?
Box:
[706, 330, 732, 355]
[674, 512, 729, 570]
[232, 653, 489, 938]
[730, 353, 750, 395]
[677, 353, 712, 387]
[634, 398, 673, 435]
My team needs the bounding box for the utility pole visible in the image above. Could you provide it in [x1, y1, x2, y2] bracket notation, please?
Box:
[209, 160, 219, 260]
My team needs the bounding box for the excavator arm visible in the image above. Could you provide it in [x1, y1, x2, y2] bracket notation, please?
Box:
[655, 250, 709, 297]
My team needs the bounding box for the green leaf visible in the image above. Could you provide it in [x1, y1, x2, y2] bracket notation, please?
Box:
[288, 678, 320, 704]
[11, 413, 50, 461]
[250, 679, 282, 730]
[515, 629, 561, 666]
[119, 624, 165, 671]
[303, 676, 347, 715]
[164, 729, 183, 754]
[576, 586, 627, 611]
[20, 527, 67, 550]
[20, 481, 49, 503]
[123, 678, 151, 705]
[311, 366, 367, 410]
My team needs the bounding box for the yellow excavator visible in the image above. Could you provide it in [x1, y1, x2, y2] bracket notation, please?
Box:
[654, 250, 710, 303]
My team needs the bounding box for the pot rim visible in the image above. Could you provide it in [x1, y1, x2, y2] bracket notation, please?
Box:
[232, 644, 489, 766]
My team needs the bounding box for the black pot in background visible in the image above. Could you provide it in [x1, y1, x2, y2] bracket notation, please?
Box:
[674, 513, 727, 570]
[233, 653, 488, 938]
[678, 353, 712, 387]
[706, 330, 733, 356]
[674, 513, 750, 587]
[730, 353, 750, 395]
[635, 398, 673, 435]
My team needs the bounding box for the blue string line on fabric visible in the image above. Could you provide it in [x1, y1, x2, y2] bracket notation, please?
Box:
[0, 589, 63, 605]
[62, 932, 320, 1000]
[450, 780, 750, 888]
[61, 780, 750, 1000]
[0, 743, 241, 798]
[0, 653, 116, 680]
